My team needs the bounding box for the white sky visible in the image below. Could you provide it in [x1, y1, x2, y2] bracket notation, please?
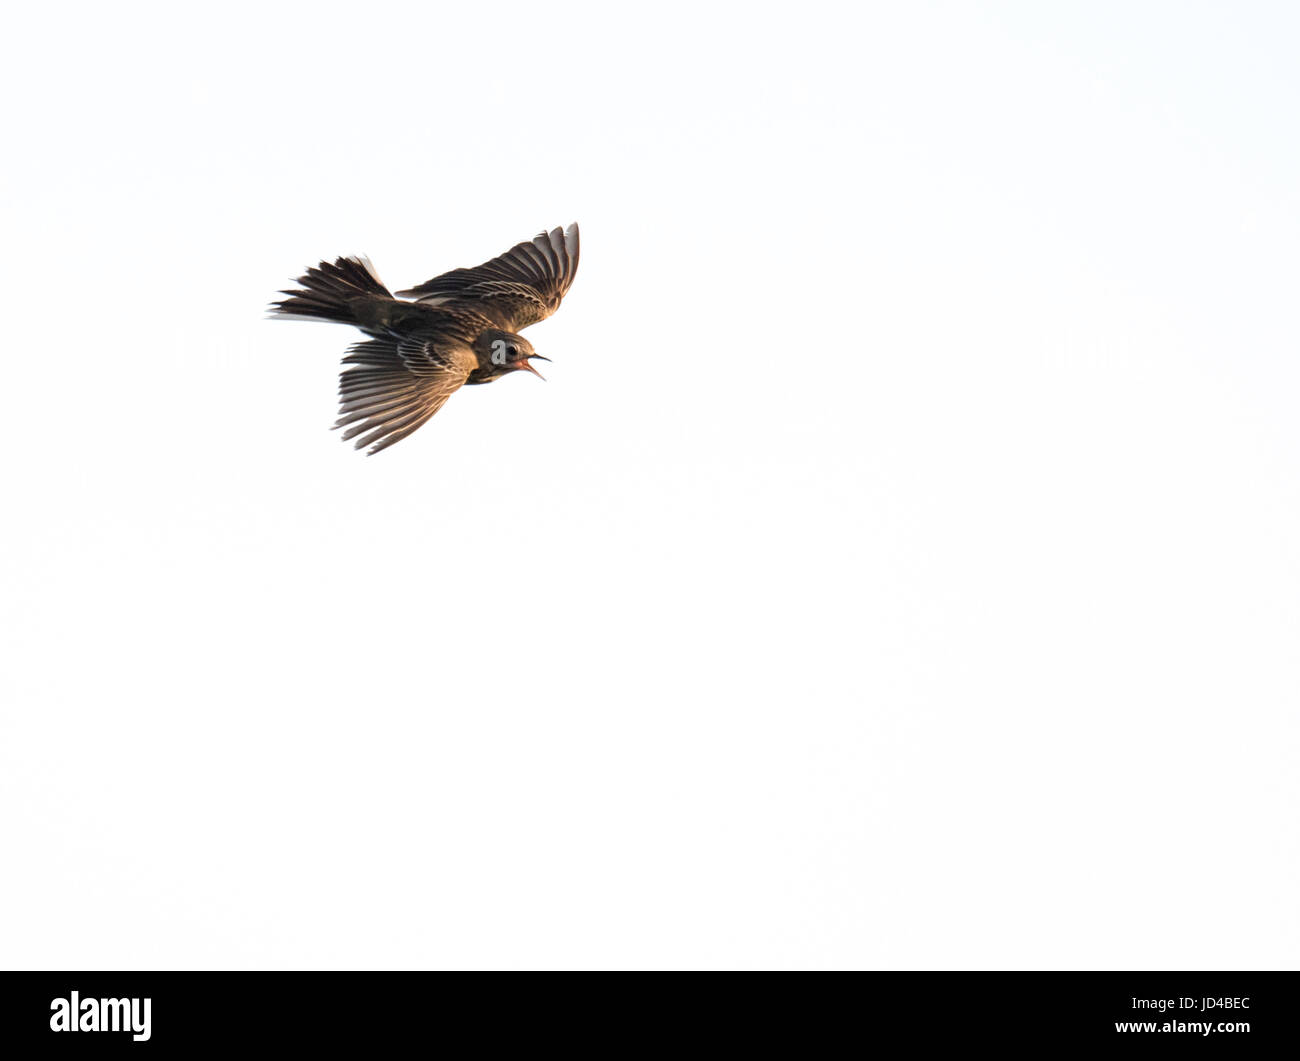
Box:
[2, 1, 1297, 970]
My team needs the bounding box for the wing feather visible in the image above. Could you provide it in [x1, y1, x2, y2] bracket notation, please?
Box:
[394, 223, 580, 332]
[333, 334, 475, 455]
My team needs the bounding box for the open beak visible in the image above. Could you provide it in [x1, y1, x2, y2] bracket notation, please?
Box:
[519, 354, 550, 380]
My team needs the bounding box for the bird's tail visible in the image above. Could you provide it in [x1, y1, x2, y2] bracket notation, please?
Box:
[270, 255, 394, 325]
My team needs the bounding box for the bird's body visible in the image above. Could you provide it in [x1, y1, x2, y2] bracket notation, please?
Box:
[271, 224, 579, 454]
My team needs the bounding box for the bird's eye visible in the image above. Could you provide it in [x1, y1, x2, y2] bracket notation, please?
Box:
[506, 345, 517, 358]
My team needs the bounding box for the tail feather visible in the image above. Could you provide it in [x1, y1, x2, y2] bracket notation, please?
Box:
[271, 255, 394, 325]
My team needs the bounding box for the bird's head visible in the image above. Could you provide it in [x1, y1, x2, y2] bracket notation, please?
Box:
[475, 330, 550, 381]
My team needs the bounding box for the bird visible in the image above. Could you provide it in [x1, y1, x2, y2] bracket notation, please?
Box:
[271, 223, 579, 454]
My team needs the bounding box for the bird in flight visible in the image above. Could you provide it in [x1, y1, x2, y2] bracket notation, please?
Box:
[271, 224, 579, 454]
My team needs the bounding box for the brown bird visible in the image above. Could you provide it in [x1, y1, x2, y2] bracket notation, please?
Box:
[271, 224, 579, 454]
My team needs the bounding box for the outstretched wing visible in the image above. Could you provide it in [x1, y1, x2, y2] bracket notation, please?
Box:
[395, 224, 580, 332]
[334, 333, 477, 455]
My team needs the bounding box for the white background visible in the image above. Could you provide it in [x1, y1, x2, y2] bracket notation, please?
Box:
[2, 1, 1297, 969]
